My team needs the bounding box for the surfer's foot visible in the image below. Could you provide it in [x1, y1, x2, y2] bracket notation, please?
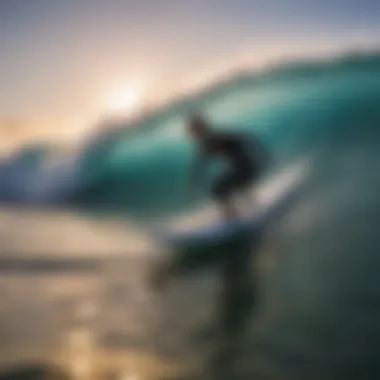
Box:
[221, 203, 239, 221]
[224, 212, 240, 222]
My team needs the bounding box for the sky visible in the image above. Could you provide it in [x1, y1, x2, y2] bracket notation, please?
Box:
[0, 0, 379, 150]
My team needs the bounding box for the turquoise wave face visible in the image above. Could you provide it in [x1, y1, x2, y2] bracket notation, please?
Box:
[72, 53, 380, 218]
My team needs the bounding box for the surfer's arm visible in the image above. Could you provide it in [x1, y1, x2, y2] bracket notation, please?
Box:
[188, 151, 209, 192]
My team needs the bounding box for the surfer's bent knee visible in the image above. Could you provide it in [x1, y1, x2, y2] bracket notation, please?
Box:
[211, 181, 231, 203]
[211, 187, 228, 203]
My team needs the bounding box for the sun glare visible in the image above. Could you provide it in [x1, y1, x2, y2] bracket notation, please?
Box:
[106, 84, 144, 115]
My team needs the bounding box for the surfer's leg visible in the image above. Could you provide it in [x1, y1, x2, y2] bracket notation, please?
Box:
[211, 172, 239, 220]
[240, 183, 257, 211]
[237, 167, 259, 211]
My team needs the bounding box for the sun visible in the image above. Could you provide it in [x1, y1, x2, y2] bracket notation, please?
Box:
[106, 84, 144, 115]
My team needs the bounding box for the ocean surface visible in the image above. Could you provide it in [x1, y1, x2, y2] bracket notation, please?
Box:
[1, 51, 380, 380]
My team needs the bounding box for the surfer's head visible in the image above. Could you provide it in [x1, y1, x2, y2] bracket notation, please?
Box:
[187, 113, 211, 140]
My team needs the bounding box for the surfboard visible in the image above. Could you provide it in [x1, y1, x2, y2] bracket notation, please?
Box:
[148, 159, 309, 289]
[163, 159, 308, 249]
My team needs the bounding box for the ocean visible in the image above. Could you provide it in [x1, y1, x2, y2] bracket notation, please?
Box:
[1, 51, 380, 380]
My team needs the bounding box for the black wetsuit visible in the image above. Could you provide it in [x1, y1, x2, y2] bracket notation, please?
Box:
[195, 132, 264, 202]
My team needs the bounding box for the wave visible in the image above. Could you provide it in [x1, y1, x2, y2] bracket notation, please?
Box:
[1, 50, 380, 219]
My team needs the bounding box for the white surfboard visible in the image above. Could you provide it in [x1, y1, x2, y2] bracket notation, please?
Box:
[163, 159, 309, 247]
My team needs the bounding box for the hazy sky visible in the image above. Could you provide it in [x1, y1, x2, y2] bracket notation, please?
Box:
[1, 0, 379, 148]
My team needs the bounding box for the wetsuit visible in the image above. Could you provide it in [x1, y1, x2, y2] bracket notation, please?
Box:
[193, 132, 264, 202]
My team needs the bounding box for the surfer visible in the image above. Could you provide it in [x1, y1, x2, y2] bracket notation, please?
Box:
[187, 113, 268, 219]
